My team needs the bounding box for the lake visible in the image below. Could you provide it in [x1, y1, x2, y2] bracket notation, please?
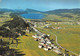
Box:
[20, 13, 44, 19]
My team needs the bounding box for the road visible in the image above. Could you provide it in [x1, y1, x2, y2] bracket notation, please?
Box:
[54, 34, 79, 56]
[28, 21, 79, 56]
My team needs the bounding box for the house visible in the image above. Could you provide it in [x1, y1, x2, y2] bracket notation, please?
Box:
[32, 34, 39, 38]
[39, 42, 45, 45]
[38, 44, 43, 48]
[43, 44, 47, 48]
[53, 45, 58, 49]
[43, 47, 48, 51]
[45, 38, 49, 41]
[47, 45, 52, 50]
[32, 35, 38, 38]
[53, 49, 62, 54]
[46, 40, 51, 44]
[34, 38, 39, 41]
[51, 43, 55, 48]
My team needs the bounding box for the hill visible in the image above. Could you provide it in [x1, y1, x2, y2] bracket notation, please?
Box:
[25, 8, 42, 13]
[0, 8, 42, 14]
[43, 9, 80, 22]
[44, 8, 80, 15]
[0, 8, 27, 14]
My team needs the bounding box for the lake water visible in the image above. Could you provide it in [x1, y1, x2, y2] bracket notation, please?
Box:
[20, 13, 44, 19]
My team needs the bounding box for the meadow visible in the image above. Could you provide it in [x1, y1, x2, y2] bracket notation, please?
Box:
[0, 33, 60, 56]
[0, 12, 80, 56]
[37, 23, 80, 55]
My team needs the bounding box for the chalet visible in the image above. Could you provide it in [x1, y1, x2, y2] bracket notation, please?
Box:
[47, 45, 52, 50]
[40, 39, 45, 42]
[39, 42, 45, 45]
[32, 35, 37, 38]
[43, 47, 48, 51]
[53, 45, 58, 49]
[38, 44, 43, 48]
[45, 38, 49, 41]
[46, 40, 51, 44]
[51, 43, 55, 48]
[32, 34, 39, 38]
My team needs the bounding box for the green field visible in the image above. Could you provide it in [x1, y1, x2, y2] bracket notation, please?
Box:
[17, 33, 59, 56]
[1, 33, 59, 56]
[0, 13, 59, 56]
[0, 12, 12, 26]
[0, 13, 80, 56]
[37, 23, 80, 55]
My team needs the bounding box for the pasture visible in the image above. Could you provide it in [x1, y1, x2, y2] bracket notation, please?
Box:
[37, 23, 80, 55]
[0, 33, 59, 56]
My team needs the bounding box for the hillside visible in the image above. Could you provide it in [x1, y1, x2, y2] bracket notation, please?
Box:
[25, 9, 42, 13]
[0, 8, 80, 22]
[0, 8, 41, 14]
[42, 9, 80, 22]
[44, 9, 80, 15]
[43, 13, 80, 22]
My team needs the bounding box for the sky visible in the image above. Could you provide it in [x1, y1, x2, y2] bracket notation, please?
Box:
[0, 0, 80, 11]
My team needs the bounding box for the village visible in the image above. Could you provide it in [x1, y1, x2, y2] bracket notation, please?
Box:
[30, 23, 78, 56]
[0, 14, 80, 56]
[0, 0, 80, 56]
[24, 19, 80, 56]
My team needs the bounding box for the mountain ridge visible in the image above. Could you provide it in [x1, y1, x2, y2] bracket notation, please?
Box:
[0, 8, 80, 15]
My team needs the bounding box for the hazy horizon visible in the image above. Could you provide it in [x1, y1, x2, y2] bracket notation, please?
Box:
[0, 0, 80, 11]
[0, 8, 80, 12]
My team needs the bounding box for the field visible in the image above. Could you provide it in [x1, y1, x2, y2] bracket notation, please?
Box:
[0, 13, 80, 56]
[43, 13, 80, 22]
[0, 13, 59, 56]
[1, 33, 59, 56]
[0, 12, 12, 26]
[17, 33, 59, 56]
[37, 23, 80, 55]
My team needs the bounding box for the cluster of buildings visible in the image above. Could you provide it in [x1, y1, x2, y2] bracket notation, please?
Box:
[32, 27, 77, 56]
[32, 34, 62, 55]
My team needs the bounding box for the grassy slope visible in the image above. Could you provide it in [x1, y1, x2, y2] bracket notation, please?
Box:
[53, 25, 80, 54]
[0, 33, 59, 56]
[43, 13, 80, 22]
[13, 33, 59, 56]
[0, 12, 12, 26]
[0, 13, 59, 56]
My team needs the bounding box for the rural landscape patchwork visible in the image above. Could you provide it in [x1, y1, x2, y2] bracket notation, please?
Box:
[0, 0, 80, 56]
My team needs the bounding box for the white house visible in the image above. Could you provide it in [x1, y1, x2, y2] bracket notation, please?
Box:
[39, 42, 44, 45]
[38, 45, 43, 48]
[43, 48, 48, 51]
[48, 45, 52, 50]
[46, 41, 51, 44]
